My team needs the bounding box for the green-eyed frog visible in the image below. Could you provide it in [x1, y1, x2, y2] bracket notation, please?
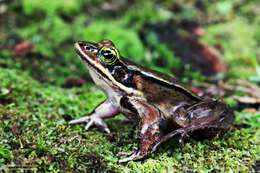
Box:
[69, 40, 234, 163]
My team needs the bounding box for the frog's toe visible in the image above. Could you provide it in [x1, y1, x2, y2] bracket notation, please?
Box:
[69, 116, 90, 124]
[178, 131, 190, 145]
[69, 115, 110, 133]
[84, 119, 94, 130]
[85, 116, 111, 134]
[118, 150, 145, 163]
[117, 150, 136, 157]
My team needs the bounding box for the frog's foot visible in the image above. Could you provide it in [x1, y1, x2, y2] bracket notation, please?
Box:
[118, 150, 146, 163]
[69, 115, 110, 133]
[178, 131, 190, 146]
[117, 148, 137, 157]
[152, 128, 187, 152]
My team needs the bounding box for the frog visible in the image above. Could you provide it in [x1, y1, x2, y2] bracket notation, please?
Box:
[69, 40, 234, 163]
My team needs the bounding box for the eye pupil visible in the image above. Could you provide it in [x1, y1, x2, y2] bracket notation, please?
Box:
[103, 51, 113, 59]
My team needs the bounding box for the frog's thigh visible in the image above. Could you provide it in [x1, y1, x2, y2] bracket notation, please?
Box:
[185, 101, 232, 126]
[153, 101, 233, 149]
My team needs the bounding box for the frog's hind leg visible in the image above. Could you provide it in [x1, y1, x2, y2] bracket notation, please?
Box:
[152, 124, 219, 152]
[191, 107, 234, 139]
[152, 101, 234, 151]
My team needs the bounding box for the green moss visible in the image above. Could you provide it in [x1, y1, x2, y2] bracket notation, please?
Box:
[235, 111, 260, 128]
[124, 128, 258, 172]
[145, 31, 182, 74]
[78, 21, 146, 63]
[0, 145, 12, 166]
[0, 67, 259, 172]
[202, 17, 258, 79]
[22, 0, 83, 16]
[120, 0, 171, 30]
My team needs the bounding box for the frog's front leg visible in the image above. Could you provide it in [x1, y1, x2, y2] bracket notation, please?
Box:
[119, 98, 162, 163]
[69, 100, 120, 133]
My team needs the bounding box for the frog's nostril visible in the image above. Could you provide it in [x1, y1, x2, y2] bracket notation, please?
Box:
[84, 46, 91, 51]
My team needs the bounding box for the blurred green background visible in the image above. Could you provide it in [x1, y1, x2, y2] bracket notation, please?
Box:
[0, 0, 259, 172]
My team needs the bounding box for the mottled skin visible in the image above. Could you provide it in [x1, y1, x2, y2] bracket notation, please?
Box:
[69, 40, 234, 163]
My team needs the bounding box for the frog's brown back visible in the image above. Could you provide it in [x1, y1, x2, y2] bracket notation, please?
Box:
[123, 59, 201, 104]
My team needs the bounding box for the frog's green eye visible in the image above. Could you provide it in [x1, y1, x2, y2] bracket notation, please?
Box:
[99, 47, 119, 65]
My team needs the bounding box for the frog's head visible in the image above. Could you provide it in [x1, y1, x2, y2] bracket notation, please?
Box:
[74, 40, 120, 69]
[74, 40, 140, 95]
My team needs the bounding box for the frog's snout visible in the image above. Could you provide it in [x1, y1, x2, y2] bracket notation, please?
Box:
[74, 41, 86, 49]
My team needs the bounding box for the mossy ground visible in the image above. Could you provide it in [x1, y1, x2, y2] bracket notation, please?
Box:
[0, 0, 259, 172]
[0, 66, 259, 172]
